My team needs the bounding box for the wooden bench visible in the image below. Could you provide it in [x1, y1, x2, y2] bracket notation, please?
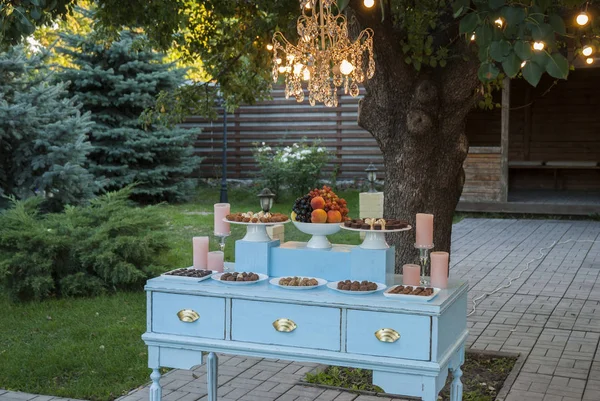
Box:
[509, 160, 600, 189]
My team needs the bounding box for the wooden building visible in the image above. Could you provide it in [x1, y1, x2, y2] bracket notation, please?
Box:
[186, 71, 600, 215]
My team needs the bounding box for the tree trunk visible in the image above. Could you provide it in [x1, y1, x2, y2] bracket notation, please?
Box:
[354, 11, 481, 270]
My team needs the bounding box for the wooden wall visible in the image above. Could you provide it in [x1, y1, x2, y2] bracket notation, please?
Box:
[183, 86, 382, 181]
[466, 68, 600, 190]
[460, 147, 502, 202]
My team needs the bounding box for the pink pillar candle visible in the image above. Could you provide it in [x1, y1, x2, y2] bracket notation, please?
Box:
[214, 203, 231, 236]
[192, 236, 209, 269]
[207, 251, 224, 272]
[403, 264, 421, 286]
[430, 251, 449, 289]
[415, 213, 434, 247]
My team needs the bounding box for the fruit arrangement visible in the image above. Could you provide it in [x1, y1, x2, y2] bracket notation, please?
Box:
[291, 185, 349, 223]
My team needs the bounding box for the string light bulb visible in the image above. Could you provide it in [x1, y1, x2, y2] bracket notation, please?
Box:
[533, 41, 545, 51]
[364, 0, 375, 8]
[577, 12, 590, 26]
[583, 46, 593, 57]
[470, 33, 476, 41]
[521, 61, 527, 68]
[586, 57, 594, 64]
[495, 18, 504, 27]
[340, 60, 355, 75]
[266, 44, 273, 51]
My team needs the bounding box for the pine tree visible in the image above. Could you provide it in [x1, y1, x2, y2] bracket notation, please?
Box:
[0, 46, 99, 211]
[56, 31, 200, 203]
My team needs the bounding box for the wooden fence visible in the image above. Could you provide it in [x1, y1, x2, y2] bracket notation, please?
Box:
[181, 86, 382, 181]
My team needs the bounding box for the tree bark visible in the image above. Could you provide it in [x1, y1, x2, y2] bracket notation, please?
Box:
[354, 9, 481, 269]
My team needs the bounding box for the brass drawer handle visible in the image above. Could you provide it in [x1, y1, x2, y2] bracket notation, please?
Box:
[177, 309, 199, 323]
[272, 318, 297, 333]
[374, 328, 400, 343]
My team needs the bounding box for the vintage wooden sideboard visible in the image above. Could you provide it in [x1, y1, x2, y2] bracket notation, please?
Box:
[142, 273, 468, 401]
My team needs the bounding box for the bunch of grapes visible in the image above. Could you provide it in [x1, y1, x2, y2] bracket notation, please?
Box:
[308, 185, 350, 219]
[292, 194, 313, 222]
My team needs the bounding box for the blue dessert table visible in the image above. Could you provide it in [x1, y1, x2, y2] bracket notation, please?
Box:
[142, 273, 468, 401]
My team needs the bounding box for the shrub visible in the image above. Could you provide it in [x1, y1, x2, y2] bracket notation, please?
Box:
[0, 188, 168, 302]
[253, 140, 331, 196]
[55, 31, 201, 203]
[0, 46, 100, 211]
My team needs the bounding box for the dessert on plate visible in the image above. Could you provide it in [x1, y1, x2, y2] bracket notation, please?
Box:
[226, 211, 288, 223]
[344, 217, 409, 230]
[164, 268, 213, 278]
[220, 272, 260, 281]
[337, 280, 378, 291]
[278, 277, 319, 287]
[387, 285, 435, 296]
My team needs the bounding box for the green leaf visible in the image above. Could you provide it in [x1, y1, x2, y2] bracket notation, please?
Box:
[502, 6, 526, 25]
[31, 7, 42, 20]
[459, 12, 479, 35]
[536, 0, 551, 12]
[522, 61, 544, 86]
[548, 15, 566, 35]
[475, 24, 493, 46]
[490, 40, 511, 62]
[337, 0, 350, 11]
[502, 51, 521, 78]
[452, 0, 471, 16]
[546, 52, 569, 79]
[478, 62, 500, 82]
[453, 6, 465, 18]
[514, 40, 533, 60]
[489, 0, 505, 10]
[380, 0, 385, 22]
[532, 23, 553, 41]
[531, 50, 549, 68]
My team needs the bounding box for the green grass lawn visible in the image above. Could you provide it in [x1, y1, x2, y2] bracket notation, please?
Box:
[0, 187, 363, 400]
[0, 186, 470, 400]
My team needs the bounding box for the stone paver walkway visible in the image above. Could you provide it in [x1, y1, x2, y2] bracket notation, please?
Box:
[2, 218, 599, 401]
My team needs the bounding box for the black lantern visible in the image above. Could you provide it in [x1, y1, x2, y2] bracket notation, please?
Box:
[257, 188, 276, 212]
[365, 163, 378, 193]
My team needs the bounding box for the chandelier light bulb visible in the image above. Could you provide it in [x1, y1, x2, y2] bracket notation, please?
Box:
[364, 0, 375, 8]
[266, 44, 273, 51]
[521, 61, 527, 68]
[303, 68, 310, 81]
[340, 60, 355, 75]
[583, 46, 593, 57]
[495, 18, 504, 27]
[533, 41, 545, 51]
[577, 12, 590, 26]
[293, 63, 304, 76]
[275, 58, 282, 65]
[304, 1, 312, 9]
[278, 66, 286, 73]
[586, 57, 594, 64]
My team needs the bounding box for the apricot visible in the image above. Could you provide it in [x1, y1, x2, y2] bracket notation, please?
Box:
[311, 209, 328, 223]
[310, 196, 325, 210]
[326, 210, 342, 223]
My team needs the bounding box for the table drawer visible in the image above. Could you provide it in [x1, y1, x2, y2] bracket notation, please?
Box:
[346, 310, 431, 361]
[231, 300, 341, 351]
[152, 292, 225, 339]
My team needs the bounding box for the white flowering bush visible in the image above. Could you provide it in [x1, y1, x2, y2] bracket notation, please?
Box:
[253, 140, 331, 196]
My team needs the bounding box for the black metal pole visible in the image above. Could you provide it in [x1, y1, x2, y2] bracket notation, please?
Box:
[219, 105, 228, 203]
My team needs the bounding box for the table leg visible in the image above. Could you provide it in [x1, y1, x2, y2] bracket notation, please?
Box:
[450, 364, 463, 401]
[207, 352, 218, 401]
[149, 368, 161, 401]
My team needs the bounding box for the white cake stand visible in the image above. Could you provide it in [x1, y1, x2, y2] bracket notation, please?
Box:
[225, 218, 290, 242]
[292, 221, 342, 249]
[340, 224, 412, 250]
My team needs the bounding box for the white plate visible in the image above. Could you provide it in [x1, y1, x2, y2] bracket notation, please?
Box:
[161, 268, 217, 282]
[269, 276, 328, 290]
[340, 224, 412, 233]
[383, 285, 440, 301]
[211, 272, 269, 285]
[225, 218, 290, 226]
[327, 281, 386, 295]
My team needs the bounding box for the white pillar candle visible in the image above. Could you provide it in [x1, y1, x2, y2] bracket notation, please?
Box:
[192, 236, 209, 270]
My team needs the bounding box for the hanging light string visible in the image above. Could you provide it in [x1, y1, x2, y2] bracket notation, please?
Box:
[272, 0, 375, 107]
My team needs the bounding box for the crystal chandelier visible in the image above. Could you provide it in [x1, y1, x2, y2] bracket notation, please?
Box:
[271, 0, 375, 107]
